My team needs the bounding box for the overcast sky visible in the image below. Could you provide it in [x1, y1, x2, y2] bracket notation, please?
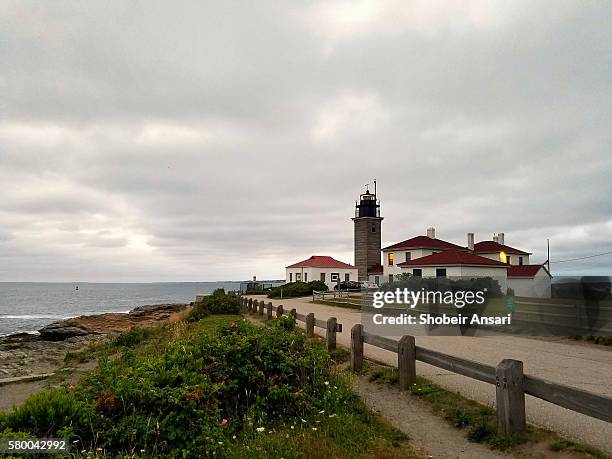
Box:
[1, 0, 610, 282]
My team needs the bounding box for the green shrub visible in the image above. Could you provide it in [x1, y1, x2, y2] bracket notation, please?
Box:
[111, 326, 153, 347]
[3, 318, 338, 458]
[3, 389, 93, 438]
[190, 288, 242, 321]
[268, 280, 328, 299]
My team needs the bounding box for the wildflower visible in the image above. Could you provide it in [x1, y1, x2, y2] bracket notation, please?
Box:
[72, 440, 79, 444]
[333, 386, 338, 389]
[67, 383, 75, 393]
[329, 414, 337, 418]
[324, 381, 329, 386]
[301, 418, 306, 423]
[256, 427, 265, 432]
[221, 418, 228, 426]
[319, 410, 325, 414]
[232, 435, 237, 440]
[218, 442, 223, 445]
[311, 427, 317, 431]
[290, 425, 295, 429]
[140, 449, 145, 453]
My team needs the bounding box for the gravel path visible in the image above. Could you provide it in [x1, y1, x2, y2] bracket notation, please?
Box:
[353, 376, 509, 459]
[246, 295, 612, 453]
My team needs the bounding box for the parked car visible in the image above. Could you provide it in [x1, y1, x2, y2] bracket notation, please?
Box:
[333, 281, 361, 291]
[359, 281, 378, 290]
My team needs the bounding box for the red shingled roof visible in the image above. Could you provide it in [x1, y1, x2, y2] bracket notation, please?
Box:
[473, 241, 530, 255]
[507, 264, 550, 278]
[397, 249, 508, 267]
[383, 235, 466, 251]
[286, 256, 355, 269]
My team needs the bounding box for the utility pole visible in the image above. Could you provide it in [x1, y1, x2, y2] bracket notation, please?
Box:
[547, 238, 550, 273]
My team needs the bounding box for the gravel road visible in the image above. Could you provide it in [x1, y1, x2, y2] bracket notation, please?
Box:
[246, 295, 612, 453]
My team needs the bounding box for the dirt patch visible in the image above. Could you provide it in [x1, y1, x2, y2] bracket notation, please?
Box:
[352, 375, 510, 459]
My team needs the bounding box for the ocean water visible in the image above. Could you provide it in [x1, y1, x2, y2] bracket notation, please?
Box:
[0, 282, 249, 337]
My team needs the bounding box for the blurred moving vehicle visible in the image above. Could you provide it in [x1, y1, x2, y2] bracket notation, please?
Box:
[333, 281, 361, 291]
[359, 281, 378, 290]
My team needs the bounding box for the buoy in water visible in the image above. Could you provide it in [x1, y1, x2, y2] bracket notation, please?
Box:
[75, 286, 79, 291]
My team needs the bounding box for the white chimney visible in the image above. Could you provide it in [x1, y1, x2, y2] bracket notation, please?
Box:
[467, 233, 474, 251]
[493, 233, 499, 243]
[498, 232, 505, 245]
[427, 227, 436, 239]
[253, 275, 257, 282]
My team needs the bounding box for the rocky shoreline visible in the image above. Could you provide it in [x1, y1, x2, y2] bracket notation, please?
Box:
[0, 303, 189, 381]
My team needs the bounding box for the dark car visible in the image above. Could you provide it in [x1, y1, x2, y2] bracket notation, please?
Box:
[333, 280, 361, 291]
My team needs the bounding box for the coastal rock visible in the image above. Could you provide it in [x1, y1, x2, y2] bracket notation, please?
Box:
[129, 303, 186, 317]
[36, 303, 189, 342]
[38, 323, 91, 341]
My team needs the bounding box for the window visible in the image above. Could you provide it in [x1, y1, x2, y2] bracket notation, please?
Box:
[405, 252, 411, 262]
[412, 269, 422, 277]
[388, 252, 395, 266]
[331, 273, 339, 282]
[436, 268, 446, 278]
[304, 272, 308, 282]
[506, 256, 511, 265]
[296, 273, 301, 281]
[289, 273, 293, 282]
[371, 224, 376, 233]
[389, 274, 393, 283]
[374, 276, 379, 284]
[344, 273, 350, 282]
[519, 256, 523, 266]
[320, 272, 326, 282]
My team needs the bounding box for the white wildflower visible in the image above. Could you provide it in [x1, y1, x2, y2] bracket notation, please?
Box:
[256, 427, 265, 432]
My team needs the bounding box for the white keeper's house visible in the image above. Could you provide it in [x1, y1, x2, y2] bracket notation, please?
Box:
[282, 184, 552, 298]
[285, 256, 358, 290]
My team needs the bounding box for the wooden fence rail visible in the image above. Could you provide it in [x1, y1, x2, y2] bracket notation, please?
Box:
[351, 324, 612, 433]
[238, 296, 612, 433]
[240, 297, 341, 350]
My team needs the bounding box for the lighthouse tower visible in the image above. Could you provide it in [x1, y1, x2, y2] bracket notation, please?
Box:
[353, 181, 383, 280]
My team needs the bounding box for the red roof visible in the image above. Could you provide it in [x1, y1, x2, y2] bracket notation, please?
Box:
[473, 241, 530, 255]
[286, 255, 355, 269]
[507, 264, 550, 278]
[383, 235, 466, 252]
[368, 264, 383, 274]
[397, 249, 508, 267]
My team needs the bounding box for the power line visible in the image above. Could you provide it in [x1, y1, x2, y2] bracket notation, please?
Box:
[551, 250, 612, 264]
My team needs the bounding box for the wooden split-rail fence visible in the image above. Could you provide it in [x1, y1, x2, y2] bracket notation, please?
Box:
[239, 296, 612, 435]
[240, 297, 342, 350]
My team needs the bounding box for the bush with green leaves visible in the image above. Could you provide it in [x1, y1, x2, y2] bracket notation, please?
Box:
[268, 280, 328, 298]
[189, 288, 242, 320]
[1, 317, 343, 458]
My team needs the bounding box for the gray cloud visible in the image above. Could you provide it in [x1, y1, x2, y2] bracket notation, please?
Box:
[0, 0, 610, 281]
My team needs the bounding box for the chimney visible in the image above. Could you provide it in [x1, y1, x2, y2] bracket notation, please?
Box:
[498, 232, 505, 245]
[467, 233, 474, 251]
[253, 275, 257, 282]
[426, 227, 436, 239]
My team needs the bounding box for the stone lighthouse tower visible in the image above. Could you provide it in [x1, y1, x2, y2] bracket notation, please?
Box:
[353, 181, 383, 280]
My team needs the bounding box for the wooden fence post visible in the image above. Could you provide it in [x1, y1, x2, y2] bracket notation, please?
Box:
[254, 300, 260, 314]
[350, 324, 363, 372]
[266, 302, 273, 320]
[305, 313, 315, 338]
[398, 335, 416, 390]
[290, 308, 297, 319]
[496, 359, 526, 434]
[277, 305, 284, 317]
[326, 317, 337, 350]
[258, 300, 264, 315]
[247, 298, 253, 313]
